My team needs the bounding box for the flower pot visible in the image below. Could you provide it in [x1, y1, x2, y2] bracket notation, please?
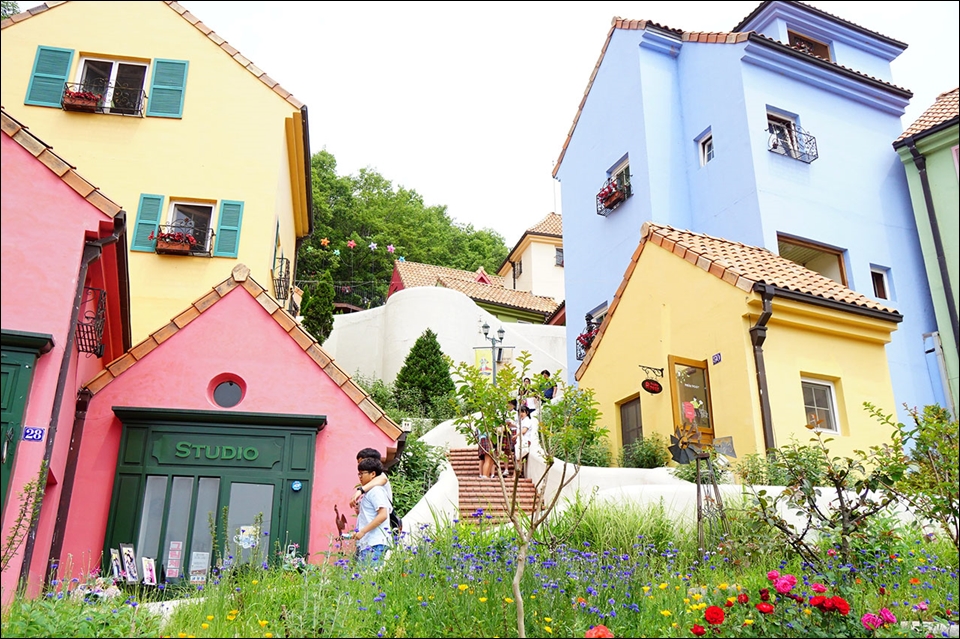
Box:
[62, 95, 100, 113]
[156, 239, 193, 255]
[602, 190, 624, 209]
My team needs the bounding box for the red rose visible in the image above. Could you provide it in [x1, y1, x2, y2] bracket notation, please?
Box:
[737, 593, 749, 604]
[756, 602, 775, 614]
[759, 588, 770, 601]
[691, 625, 707, 637]
[822, 599, 836, 612]
[704, 606, 725, 625]
[584, 625, 614, 639]
[879, 587, 886, 595]
[724, 600, 734, 608]
[832, 596, 850, 615]
[810, 596, 826, 608]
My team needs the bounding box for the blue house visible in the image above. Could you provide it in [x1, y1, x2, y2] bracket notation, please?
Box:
[554, 0, 945, 417]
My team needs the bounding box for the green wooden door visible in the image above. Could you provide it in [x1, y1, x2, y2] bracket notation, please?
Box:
[1, 351, 38, 514]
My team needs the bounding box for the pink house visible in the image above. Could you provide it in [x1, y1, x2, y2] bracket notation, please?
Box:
[1, 108, 131, 600]
[67, 264, 403, 588]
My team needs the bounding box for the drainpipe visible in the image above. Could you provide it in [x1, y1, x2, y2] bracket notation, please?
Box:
[749, 284, 776, 453]
[18, 217, 124, 590]
[510, 261, 517, 289]
[906, 139, 959, 360]
[46, 388, 92, 572]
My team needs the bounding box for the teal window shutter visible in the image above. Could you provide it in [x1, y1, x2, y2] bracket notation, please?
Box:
[214, 201, 244, 258]
[25, 46, 74, 107]
[146, 59, 188, 118]
[131, 194, 165, 252]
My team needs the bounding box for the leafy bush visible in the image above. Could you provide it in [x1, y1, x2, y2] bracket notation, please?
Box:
[299, 271, 334, 343]
[672, 448, 732, 484]
[394, 329, 456, 416]
[387, 438, 446, 517]
[353, 371, 456, 424]
[736, 439, 828, 486]
[547, 432, 612, 467]
[618, 434, 670, 468]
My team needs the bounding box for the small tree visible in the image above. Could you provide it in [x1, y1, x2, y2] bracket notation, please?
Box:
[300, 271, 334, 343]
[1, 2, 19, 20]
[452, 352, 605, 638]
[394, 329, 455, 415]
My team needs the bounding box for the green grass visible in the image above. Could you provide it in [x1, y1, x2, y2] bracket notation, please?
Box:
[3, 501, 957, 638]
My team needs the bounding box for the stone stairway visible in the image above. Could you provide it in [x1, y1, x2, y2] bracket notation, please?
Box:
[448, 447, 538, 524]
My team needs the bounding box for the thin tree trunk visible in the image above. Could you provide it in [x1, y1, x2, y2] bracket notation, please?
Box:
[513, 535, 529, 638]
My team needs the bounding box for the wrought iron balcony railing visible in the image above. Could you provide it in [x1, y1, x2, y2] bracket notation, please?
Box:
[575, 315, 601, 361]
[152, 223, 215, 257]
[274, 256, 291, 302]
[61, 81, 145, 116]
[767, 122, 818, 163]
[596, 175, 632, 216]
[76, 287, 107, 357]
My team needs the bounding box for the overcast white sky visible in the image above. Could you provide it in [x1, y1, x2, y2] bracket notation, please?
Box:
[66, 2, 960, 243]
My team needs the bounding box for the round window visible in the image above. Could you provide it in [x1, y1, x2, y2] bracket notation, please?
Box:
[213, 380, 243, 408]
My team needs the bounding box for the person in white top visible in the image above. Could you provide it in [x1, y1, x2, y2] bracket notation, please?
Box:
[353, 458, 392, 567]
[514, 405, 539, 475]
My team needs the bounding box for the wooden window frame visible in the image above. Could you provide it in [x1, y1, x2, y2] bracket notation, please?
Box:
[618, 394, 643, 447]
[668, 355, 714, 443]
[777, 235, 848, 286]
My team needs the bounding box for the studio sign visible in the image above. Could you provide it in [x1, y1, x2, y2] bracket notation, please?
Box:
[641, 379, 663, 394]
[176, 441, 260, 461]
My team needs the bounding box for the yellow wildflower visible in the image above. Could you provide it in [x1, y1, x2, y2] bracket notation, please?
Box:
[479, 597, 488, 603]
[659, 583, 668, 590]
[544, 618, 552, 622]
[744, 619, 755, 626]
[531, 595, 536, 599]
[719, 582, 729, 590]
[252, 579, 259, 585]
[672, 623, 679, 629]
[692, 593, 702, 601]
[727, 597, 736, 605]
[259, 620, 268, 627]
[201, 624, 209, 630]
[229, 610, 239, 615]
[684, 598, 691, 604]
[417, 596, 423, 601]
[642, 586, 651, 594]
[226, 616, 236, 622]
[505, 597, 514, 603]
[544, 627, 553, 634]
[265, 634, 273, 639]
[179, 634, 187, 638]
[804, 608, 813, 615]
[206, 616, 214, 621]
[660, 610, 672, 616]
[458, 584, 469, 591]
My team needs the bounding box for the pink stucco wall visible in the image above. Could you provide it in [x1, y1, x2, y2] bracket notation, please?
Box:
[70, 287, 395, 575]
[1, 134, 114, 601]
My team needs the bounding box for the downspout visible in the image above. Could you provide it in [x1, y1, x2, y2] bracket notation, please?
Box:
[510, 261, 517, 289]
[906, 139, 960, 359]
[749, 284, 776, 453]
[18, 218, 124, 590]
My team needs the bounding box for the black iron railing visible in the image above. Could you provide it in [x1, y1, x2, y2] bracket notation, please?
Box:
[62, 81, 145, 116]
[274, 256, 291, 302]
[767, 122, 818, 163]
[76, 287, 106, 357]
[596, 175, 631, 216]
[575, 314, 601, 361]
[152, 223, 214, 256]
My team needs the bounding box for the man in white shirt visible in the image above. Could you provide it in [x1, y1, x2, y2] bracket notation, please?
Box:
[354, 458, 392, 567]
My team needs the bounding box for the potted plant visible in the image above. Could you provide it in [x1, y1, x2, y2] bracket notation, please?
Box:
[62, 89, 102, 112]
[149, 229, 198, 255]
[598, 179, 624, 209]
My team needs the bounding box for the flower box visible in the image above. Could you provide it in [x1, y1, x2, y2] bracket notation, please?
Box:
[155, 238, 193, 255]
[62, 91, 101, 113]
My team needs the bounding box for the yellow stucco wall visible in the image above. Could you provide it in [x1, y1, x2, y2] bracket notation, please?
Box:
[578, 242, 899, 463]
[1, 1, 303, 340]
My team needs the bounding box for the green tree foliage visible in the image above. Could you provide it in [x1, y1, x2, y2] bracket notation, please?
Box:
[1, 2, 19, 20]
[387, 438, 446, 518]
[300, 272, 334, 343]
[296, 150, 508, 297]
[868, 403, 959, 550]
[394, 329, 455, 415]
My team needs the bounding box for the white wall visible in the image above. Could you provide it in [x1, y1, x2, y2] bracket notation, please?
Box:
[528, 241, 566, 302]
[323, 286, 567, 383]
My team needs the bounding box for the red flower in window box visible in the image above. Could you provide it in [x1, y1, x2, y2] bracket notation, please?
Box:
[149, 229, 198, 254]
[62, 89, 103, 112]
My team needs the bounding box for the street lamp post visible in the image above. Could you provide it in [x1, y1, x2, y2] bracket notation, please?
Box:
[482, 322, 506, 386]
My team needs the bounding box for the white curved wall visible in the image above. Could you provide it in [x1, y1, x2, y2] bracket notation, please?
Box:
[323, 286, 567, 383]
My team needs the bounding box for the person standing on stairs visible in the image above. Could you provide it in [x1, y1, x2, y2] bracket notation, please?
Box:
[514, 405, 539, 477]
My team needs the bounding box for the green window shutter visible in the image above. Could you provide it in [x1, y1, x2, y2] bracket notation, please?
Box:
[214, 200, 244, 258]
[25, 46, 74, 107]
[131, 194, 165, 252]
[146, 59, 188, 118]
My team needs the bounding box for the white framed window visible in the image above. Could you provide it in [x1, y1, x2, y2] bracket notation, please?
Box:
[611, 157, 632, 198]
[555, 247, 564, 267]
[699, 134, 715, 166]
[514, 259, 523, 277]
[768, 112, 798, 157]
[777, 234, 847, 285]
[168, 201, 214, 251]
[801, 378, 839, 432]
[76, 57, 148, 115]
[870, 267, 890, 300]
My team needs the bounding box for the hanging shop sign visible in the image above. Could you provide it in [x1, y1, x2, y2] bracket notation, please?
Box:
[641, 378, 663, 394]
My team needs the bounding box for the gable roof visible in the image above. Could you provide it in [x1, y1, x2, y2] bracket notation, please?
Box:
[83, 264, 402, 440]
[552, 15, 911, 177]
[499, 213, 563, 273]
[895, 87, 960, 144]
[394, 260, 507, 289]
[0, 1, 304, 110]
[576, 223, 901, 378]
[2, 108, 122, 218]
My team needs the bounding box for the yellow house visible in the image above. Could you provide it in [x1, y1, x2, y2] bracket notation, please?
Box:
[1, 1, 311, 341]
[577, 223, 901, 462]
[497, 213, 565, 305]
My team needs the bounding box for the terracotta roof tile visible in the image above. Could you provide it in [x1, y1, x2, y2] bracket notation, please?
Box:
[575, 223, 900, 380]
[0, 2, 304, 111]
[896, 87, 959, 143]
[525, 212, 563, 237]
[1, 108, 122, 218]
[732, 1, 906, 48]
[83, 264, 403, 441]
[436, 277, 560, 316]
[395, 261, 506, 289]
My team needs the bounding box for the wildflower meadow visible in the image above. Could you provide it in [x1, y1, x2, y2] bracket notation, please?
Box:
[2, 499, 957, 638]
